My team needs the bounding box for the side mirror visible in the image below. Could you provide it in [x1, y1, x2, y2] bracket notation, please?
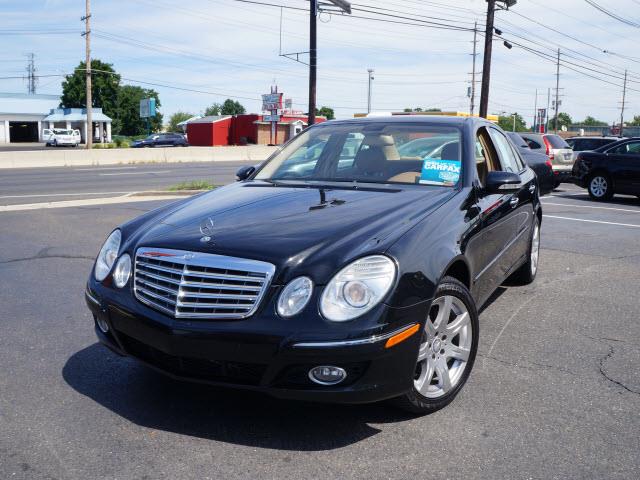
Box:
[484, 171, 521, 193]
[236, 165, 256, 181]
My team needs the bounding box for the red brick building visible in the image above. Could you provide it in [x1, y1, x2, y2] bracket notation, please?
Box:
[186, 114, 326, 146]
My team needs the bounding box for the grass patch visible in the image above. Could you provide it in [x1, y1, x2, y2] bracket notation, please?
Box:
[168, 180, 216, 191]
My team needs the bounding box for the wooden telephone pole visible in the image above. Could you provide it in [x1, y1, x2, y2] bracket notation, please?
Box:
[82, 0, 92, 149]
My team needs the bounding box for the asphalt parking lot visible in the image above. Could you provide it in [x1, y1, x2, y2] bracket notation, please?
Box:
[1, 178, 639, 479]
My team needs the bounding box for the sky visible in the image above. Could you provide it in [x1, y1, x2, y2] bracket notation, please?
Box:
[0, 0, 639, 126]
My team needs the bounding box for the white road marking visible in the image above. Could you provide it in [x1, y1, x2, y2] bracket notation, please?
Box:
[542, 201, 640, 214]
[99, 170, 171, 176]
[544, 214, 640, 228]
[74, 167, 138, 171]
[0, 191, 131, 199]
[0, 194, 180, 212]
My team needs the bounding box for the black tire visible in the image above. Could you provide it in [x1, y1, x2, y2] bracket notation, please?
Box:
[587, 172, 613, 201]
[393, 276, 479, 415]
[510, 218, 540, 285]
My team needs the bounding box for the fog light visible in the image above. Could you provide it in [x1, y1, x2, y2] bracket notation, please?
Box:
[95, 314, 109, 333]
[308, 365, 347, 385]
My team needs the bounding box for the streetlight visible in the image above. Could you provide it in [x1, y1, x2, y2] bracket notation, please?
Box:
[479, 0, 517, 119]
[308, 0, 351, 126]
[367, 68, 374, 113]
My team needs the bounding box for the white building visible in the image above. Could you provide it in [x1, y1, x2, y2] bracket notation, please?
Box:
[0, 93, 112, 144]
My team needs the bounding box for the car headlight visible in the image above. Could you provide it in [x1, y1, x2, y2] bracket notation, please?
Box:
[112, 253, 131, 288]
[94, 229, 121, 281]
[320, 255, 396, 322]
[277, 276, 313, 317]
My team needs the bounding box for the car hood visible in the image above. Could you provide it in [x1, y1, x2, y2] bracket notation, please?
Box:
[130, 180, 454, 284]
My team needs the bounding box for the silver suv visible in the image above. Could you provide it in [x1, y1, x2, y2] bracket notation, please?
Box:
[520, 133, 573, 182]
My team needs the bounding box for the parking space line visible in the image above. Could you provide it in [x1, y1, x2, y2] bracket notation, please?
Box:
[74, 167, 138, 171]
[99, 170, 171, 176]
[0, 191, 131, 199]
[542, 201, 640, 213]
[543, 215, 640, 228]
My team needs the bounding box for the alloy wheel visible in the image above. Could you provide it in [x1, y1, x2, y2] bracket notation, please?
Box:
[414, 295, 472, 399]
[590, 176, 607, 198]
[531, 222, 540, 276]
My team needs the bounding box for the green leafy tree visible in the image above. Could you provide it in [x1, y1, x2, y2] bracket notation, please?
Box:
[60, 59, 121, 120]
[547, 112, 573, 131]
[627, 115, 640, 126]
[315, 106, 335, 120]
[581, 116, 608, 126]
[498, 113, 527, 132]
[205, 103, 222, 116]
[167, 111, 193, 132]
[402, 107, 441, 113]
[114, 85, 162, 136]
[220, 99, 246, 115]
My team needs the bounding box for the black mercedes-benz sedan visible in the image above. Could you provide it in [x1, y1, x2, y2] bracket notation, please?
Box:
[573, 137, 640, 200]
[85, 116, 542, 414]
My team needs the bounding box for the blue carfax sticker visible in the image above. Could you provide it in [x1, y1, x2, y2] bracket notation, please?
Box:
[419, 159, 461, 186]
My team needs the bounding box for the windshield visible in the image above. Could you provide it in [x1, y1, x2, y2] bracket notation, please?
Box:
[54, 129, 73, 135]
[255, 123, 462, 187]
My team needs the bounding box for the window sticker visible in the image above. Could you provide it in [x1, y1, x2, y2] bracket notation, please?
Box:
[419, 159, 461, 186]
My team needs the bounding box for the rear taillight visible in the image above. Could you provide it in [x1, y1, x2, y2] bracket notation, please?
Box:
[545, 159, 553, 169]
[543, 136, 554, 160]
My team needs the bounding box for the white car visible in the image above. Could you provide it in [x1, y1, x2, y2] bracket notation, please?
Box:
[43, 128, 81, 147]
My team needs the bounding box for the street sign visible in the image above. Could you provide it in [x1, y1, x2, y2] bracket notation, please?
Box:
[262, 93, 283, 112]
[263, 114, 281, 122]
[139, 98, 156, 118]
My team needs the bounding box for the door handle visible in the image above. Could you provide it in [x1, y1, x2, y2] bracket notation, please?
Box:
[510, 196, 519, 208]
[529, 184, 536, 194]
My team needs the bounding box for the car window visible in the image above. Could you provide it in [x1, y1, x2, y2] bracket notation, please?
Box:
[545, 134, 570, 149]
[523, 137, 542, 150]
[609, 141, 640, 155]
[488, 128, 522, 173]
[256, 124, 462, 187]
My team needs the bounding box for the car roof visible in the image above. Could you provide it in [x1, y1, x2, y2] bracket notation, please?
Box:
[566, 136, 620, 140]
[319, 115, 489, 128]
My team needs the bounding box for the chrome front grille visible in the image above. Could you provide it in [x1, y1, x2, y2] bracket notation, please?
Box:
[134, 247, 275, 320]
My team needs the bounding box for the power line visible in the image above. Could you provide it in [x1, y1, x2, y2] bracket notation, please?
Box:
[583, 0, 640, 28]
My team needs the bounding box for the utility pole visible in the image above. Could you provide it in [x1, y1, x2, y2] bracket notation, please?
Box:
[470, 21, 478, 116]
[545, 87, 550, 133]
[479, 0, 496, 119]
[619, 69, 627, 138]
[308, 0, 317, 126]
[367, 68, 374, 113]
[82, 0, 92, 149]
[553, 48, 560, 133]
[533, 89, 538, 132]
[26, 53, 37, 94]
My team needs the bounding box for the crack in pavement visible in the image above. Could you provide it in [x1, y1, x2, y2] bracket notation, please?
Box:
[0, 247, 93, 265]
[599, 346, 640, 396]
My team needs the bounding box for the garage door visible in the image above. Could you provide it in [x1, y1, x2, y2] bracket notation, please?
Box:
[9, 122, 39, 142]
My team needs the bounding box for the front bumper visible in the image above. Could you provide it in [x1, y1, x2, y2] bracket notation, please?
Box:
[85, 284, 427, 404]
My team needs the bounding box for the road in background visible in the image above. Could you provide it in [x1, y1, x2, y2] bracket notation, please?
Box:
[0, 186, 639, 479]
[0, 161, 247, 205]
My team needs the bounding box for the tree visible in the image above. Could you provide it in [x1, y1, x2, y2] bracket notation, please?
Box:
[221, 99, 246, 115]
[316, 106, 335, 120]
[498, 113, 527, 132]
[402, 107, 441, 113]
[167, 111, 193, 132]
[113, 85, 162, 136]
[205, 103, 222, 116]
[60, 59, 121, 120]
[581, 116, 608, 126]
[627, 115, 640, 126]
[547, 112, 572, 131]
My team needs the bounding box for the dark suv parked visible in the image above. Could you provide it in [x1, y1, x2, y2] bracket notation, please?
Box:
[131, 133, 189, 148]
